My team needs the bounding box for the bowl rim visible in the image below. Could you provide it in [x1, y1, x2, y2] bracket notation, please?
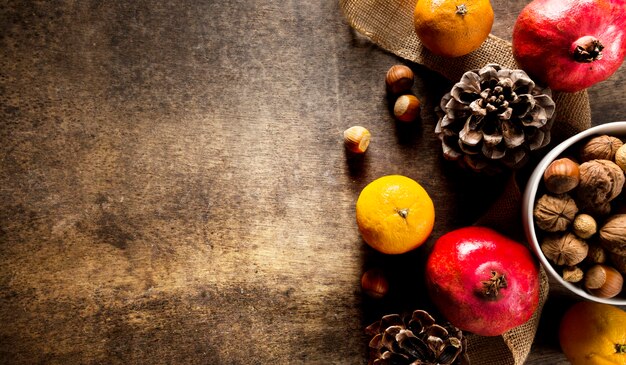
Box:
[522, 121, 626, 305]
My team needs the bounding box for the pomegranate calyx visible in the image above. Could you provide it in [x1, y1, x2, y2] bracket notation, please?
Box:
[480, 270, 508, 299]
[571, 36, 604, 63]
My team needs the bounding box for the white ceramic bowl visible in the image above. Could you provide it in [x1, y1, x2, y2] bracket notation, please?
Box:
[522, 121, 626, 305]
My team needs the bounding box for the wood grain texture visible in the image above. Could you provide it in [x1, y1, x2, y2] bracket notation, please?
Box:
[0, 1, 625, 364]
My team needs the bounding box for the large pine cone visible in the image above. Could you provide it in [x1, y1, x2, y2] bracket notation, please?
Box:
[365, 310, 468, 365]
[435, 63, 556, 173]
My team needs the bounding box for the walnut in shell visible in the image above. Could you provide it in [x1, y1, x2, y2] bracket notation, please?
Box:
[533, 194, 578, 232]
[616, 144, 626, 172]
[541, 232, 588, 266]
[599, 214, 626, 256]
[562, 266, 584, 283]
[580, 135, 623, 162]
[586, 244, 608, 264]
[577, 159, 625, 215]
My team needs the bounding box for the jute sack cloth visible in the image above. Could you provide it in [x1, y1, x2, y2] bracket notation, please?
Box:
[339, 0, 593, 364]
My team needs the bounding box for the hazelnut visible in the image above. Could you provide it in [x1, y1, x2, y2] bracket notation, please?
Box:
[599, 214, 626, 256]
[562, 266, 584, 283]
[580, 135, 623, 162]
[533, 194, 578, 232]
[393, 95, 420, 122]
[572, 213, 597, 239]
[616, 143, 626, 172]
[541, 232, 588, 266]
[361, 269, 389, 299]
[343, 126, 371, 154]
[584, 264, 607, 289]
[543, 158, 580, 194]
[584, 264, 623, 299]
[385, 65, 414, 94]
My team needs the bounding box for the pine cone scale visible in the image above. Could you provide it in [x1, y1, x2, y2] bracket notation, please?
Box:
[459, 123, 483, 146]
[397, 332, 431, 360]
[483, 131, 503, 147]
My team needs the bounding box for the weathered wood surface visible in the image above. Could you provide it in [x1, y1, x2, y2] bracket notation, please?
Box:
[1, 1, 625, 364]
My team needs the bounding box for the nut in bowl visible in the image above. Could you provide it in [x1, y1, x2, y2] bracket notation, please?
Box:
[522, 121, 626, 305]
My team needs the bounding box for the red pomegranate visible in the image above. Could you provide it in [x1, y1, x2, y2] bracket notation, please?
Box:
[512, 0, 626, 92]
[425, 227, 540, 336]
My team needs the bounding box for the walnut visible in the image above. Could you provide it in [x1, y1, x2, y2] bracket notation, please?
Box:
[599, 160, 626, 201]
[580, 135, 623, 162]
[616, 144, 626, 172]
[577, 159, 625, 215]
[541, 232, 588, 266]
[533, 194, 578, 232]
[599, 214, 626, 256]
[586, 244, 607, 264]
[562, 266, 584, 283]
[591, 202, 613, 217]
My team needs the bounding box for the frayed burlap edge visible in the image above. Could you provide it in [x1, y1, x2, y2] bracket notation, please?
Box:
[339, 0, 592, 364]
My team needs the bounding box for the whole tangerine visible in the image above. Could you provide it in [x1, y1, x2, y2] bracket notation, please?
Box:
[356, 175, 435, 254]
[414, 0, 494, 58]
[559, 301, 626, 365]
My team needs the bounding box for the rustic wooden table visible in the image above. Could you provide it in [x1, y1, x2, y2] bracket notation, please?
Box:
[1, 1, 625, 364]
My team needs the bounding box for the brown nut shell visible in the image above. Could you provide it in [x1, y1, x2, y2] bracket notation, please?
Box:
[599, 214, 626, 256]
[616, 144, 626, 172]
[533, 194, 578, 232]
[562, 266, 584, 283]
[598, 160, 626, 201]
[343, 126, 371, 154]
[361, 269, 389, 299]
[586, 265, 623, 299]
[586, 244, 607, 264]
[580, 135, 623, 162]
[543, 158, 580, 194]
[584, 264, 607, 289]
[577, 160, 625, 215]
[572, 214, 597, 239]
[385, 65, 414, 94]
[541, 232, 588, 266]
[393, 95, 420, 122]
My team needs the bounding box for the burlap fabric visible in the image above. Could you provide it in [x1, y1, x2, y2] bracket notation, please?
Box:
[339, 0, 592, 364]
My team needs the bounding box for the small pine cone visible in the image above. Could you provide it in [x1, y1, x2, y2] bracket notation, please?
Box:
[435, 64, 556, 173]
[365, 310, 468, 365]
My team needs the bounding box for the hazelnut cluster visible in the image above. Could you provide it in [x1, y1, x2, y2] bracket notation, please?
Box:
[533, 134, 626, 299]
[342, 64, 423, 154]
[385, 65, 421, 123]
